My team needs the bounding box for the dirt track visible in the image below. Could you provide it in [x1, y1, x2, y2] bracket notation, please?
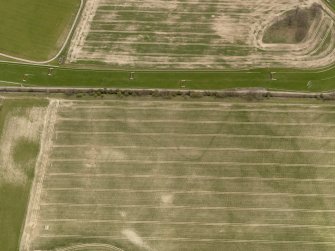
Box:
[19, 100, 59, 251]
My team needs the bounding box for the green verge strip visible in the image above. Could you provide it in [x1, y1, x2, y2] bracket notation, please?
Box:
[2, 62, 335, 92]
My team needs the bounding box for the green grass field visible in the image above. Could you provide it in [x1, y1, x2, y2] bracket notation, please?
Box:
[1, 62, 335, 92]
[0, 0, 80, 61]
[0, 1, 333, 91]
[21, 97, 335, 251]
[1, 1, 335, 251]
[0, 98, 48, 251]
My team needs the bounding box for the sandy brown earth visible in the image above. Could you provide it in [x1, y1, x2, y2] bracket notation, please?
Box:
[67, 0, 335, 69]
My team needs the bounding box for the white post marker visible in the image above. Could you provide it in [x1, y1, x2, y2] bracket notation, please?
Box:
[307, 81, 313, 88]
[48, 68, 54, 76]
[180, 79, 191, 88]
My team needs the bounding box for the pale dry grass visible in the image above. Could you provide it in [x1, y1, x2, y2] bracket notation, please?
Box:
[24, 98, 335, 251]
[67, 0, 335, 69]
[0, 107, 46, 184]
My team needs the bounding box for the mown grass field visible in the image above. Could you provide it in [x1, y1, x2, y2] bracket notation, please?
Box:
[0, 0, 80, 61]
[2, 62, 335, 92]
[24, 97, 335, 251]
[0, 1, 334, 91]
[0, 98, 48, 251]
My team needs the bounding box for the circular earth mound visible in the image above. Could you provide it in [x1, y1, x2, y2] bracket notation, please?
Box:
[263, 3, 322, 44]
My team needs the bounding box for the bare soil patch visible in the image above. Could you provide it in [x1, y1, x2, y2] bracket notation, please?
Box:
[263, 4, 322, 44]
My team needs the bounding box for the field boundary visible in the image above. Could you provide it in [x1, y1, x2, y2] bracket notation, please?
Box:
[0, 0, 84, 64]
[1, 86, 335, 100]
